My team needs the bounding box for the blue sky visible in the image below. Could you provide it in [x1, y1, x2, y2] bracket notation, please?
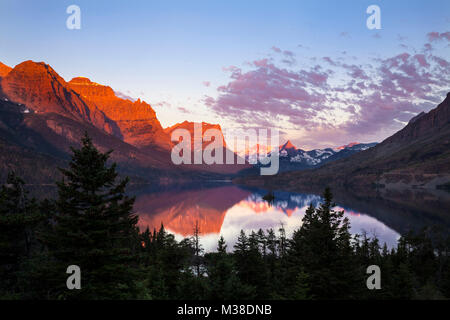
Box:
[0, 0, 449, 148]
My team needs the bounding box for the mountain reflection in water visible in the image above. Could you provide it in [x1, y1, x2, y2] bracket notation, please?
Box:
[133, 184, 449, 252]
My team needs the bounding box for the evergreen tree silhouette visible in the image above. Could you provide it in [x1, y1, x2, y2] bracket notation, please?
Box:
[0, 172, 43, 298]
[40, 133, 139, 299]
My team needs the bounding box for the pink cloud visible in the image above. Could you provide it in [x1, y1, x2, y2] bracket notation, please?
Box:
[427, 31, 450, 42]
[206, 38, 450, 146]
[413, 54, 429, 67]
[271, 46, 297, 66]
[178, 107, 189, 113]
[271, 46, 281, 53]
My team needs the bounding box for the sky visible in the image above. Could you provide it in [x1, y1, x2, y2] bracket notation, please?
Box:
[0, 0, 449, 149]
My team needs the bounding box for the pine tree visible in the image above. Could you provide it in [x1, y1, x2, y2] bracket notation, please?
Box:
[217, 235, 227, 254]
[286, 204, 315, 297]
[204, 236, 252, 300]
[0, 172, 44, 298]
[290, 188, 360, 299]
[233, 230, 250, 283]
[191, 220, 204, 277]
[264, 228, 283, 298]
[39, 133, 140, 299]
[293, 269, 311, 300]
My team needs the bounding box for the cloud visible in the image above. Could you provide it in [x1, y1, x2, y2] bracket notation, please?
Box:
[177, 107, 190, 113]
[372, 33, 381, 39]
[427, 31, 450, 42]
[322, 57, 338, 66]
[114, 91, 136, 102]
[206, 35, 450, 147]
[207, 58, 331, 129]
[342, 64, 369, 80]
[153, 101, 172, 108]
[271, 46, 297, 66]
[423, 43, 433, 52]
[202, 81, 211, 87]
[271, 46, 282, 53]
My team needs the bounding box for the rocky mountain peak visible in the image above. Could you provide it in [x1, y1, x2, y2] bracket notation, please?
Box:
[0, 61, 12, 78]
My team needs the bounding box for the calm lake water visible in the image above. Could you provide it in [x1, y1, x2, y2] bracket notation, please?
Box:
[130, 183, 450, 252]
[28, 182, 450, 252]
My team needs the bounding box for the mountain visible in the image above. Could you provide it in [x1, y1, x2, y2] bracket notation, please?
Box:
[164, 121, 251, 174]
[0, 96, 177, 183]
[248, 139, 377, 173]
[238, 93, 450, 191]
[279, 140, 296, 151]
[0, 62, 11, 78]
[0, 61, 117, 135]
[335, 142, 360, 150]
[0, 60, 251, 182]
[321, 142, 378, 164]
[0, 61, 171, 150]
[284, 142, 377, 171]
[0, 61, 178, 182]
[164, 120, 226, 148]
[68, 77, 171, 150]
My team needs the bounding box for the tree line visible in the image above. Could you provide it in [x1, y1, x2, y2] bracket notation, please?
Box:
[1, 134, 449, 300]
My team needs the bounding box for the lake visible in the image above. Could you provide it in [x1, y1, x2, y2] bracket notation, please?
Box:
[27, 182, 450, 252]
[130, 182, 450, 252]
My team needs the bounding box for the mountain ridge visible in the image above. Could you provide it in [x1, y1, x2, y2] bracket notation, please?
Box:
[68, 76, 171, 150]
[0, 60, 251, 181]
[0, 62, 12, 78]
[237, 92, 450, 191]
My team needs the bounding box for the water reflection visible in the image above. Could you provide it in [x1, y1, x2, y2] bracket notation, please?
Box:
[134, 184, 412, 252]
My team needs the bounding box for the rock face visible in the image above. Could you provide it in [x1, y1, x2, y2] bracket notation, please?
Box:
[0, 62, 12, 78]
[68, 77, 170, 150]
[0, 59, 252, 182]
[164, 121, 252, 174]
[0, 61, 118, 135]
[0, 60, 180, 183]
[164, 120, 226, 149]
[384, 92, 450, 143]
[0, 95, 178, 184]
[280, 140, 296, 151]
[0, 61, 171, 150]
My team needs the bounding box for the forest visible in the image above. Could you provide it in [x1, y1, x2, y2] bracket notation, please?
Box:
[1, 134, 449, 300]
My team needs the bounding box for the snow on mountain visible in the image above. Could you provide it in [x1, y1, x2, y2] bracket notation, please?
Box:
[248, 141, 378, 172]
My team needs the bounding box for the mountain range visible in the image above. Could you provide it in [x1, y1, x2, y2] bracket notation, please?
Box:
[238, 92, 450, 191]
[265, 140, 378, 172]
[2, 59, 445, 189]
[0, 60, 253, 182]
